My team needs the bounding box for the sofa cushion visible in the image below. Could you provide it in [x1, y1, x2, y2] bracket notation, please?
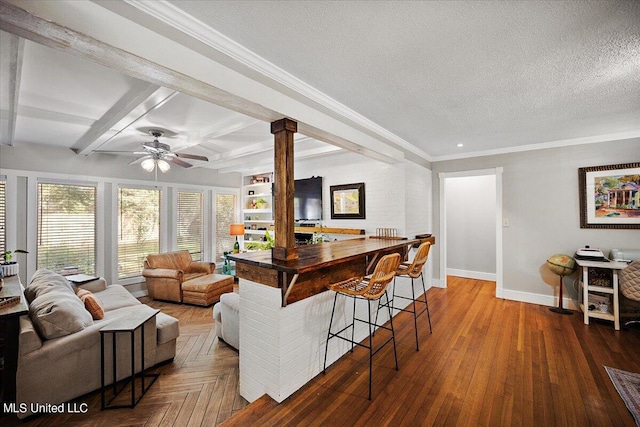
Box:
[77, 289, 105, 320]
[25, 269, 75, 303]
[156, 312, 180, 344]
[96, 284, 141, 312]
[29, 290, 93, 340]
[146, 250, 192, 271]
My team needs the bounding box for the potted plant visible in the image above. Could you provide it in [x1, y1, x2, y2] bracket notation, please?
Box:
[255, 197, 268, 209]
[1, 249, 28, 277]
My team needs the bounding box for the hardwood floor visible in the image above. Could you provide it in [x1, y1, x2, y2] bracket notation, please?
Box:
[221, 276, 640, 427]
[5, 277, 639, 426]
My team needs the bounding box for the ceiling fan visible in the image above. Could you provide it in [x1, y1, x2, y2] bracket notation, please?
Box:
[96, 129, 209, 172]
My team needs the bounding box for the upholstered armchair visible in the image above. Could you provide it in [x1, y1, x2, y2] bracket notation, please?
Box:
[142, 250, 215, 303]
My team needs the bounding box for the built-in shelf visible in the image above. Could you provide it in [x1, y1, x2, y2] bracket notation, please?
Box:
[242, 173, 274, 249]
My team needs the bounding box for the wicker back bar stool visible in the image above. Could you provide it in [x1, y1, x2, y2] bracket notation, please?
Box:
[381, 241, 432, 351]
[322, 252, 401, 400]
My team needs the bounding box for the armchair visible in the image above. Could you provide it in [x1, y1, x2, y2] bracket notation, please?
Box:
[142, 250, 215, 303]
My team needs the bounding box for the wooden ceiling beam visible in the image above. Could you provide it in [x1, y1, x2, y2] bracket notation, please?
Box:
[72, 83, 172, 155]
[0, 30, 24, 146]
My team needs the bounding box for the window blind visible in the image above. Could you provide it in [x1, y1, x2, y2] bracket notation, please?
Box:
[118, 186, 161, 279]
[0, 180, 5, 257]
[215, 193, 236, 260]
[37, 182, 96, 274]
[177, 191, 203, 261]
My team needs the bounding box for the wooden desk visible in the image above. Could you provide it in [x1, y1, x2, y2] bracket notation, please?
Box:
[575, 259, 628, 330]
[0, 275, 29, 403]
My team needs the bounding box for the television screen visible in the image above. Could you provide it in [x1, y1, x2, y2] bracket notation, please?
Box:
[294, 177, 323, 221]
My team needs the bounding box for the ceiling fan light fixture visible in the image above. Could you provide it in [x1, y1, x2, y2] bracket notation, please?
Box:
[141, 158, 156, 172]
[157, 159, 171, 173]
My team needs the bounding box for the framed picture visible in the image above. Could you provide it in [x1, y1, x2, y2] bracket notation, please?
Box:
[578, 162, 640, 229]
[330, 182, 365, 219]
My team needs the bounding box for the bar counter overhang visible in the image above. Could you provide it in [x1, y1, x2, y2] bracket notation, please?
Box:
[229, 236, 434, 403]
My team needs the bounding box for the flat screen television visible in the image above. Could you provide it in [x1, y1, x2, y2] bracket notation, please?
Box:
[294, 176, 323, 221]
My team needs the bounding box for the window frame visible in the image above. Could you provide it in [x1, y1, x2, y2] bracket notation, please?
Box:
[176, 189, 205, 262]
[36, 180, 98, 275]
[115, 183, 164, 283]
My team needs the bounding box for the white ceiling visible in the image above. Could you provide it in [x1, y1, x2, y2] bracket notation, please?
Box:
[1, 0, 639, 172]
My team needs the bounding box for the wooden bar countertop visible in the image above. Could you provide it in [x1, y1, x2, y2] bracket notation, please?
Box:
[229, 236, 435, 305]
[228, 237, 416, 275]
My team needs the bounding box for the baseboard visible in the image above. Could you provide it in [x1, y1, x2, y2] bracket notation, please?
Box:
[431, 278, 446, 288]
[501, 289, 578, 310]
[447, 268, 496, 282]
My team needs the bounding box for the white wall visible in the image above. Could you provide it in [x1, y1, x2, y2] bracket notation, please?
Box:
[432, 137, 640, 307]
[446, 175, 496, 279]
[296, 152, 412, 237]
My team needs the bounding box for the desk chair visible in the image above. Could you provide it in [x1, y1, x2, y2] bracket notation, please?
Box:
[323, 253, 401, 400]
[620, 260, 640, 328]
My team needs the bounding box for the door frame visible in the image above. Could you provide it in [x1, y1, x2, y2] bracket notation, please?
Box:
[438, 167, 503, 298]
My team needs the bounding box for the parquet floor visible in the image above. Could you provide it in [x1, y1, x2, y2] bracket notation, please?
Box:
[4, 277, 640, 426]
[3, 297, 247, 427]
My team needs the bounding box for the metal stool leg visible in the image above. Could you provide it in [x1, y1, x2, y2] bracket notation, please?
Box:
[385, 290, 399, 371]
[350, 295, 356, 352]
[421, 274, 432, 333]
[323, 292, 339, 374]
[368, 299, 373, 400]
[409, 277, 420, 351]
[374, 277, 396, 333]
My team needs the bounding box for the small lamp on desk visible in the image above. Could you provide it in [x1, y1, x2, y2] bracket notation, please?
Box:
[230, 224, 245, 254]
[546, 254, 577, 315]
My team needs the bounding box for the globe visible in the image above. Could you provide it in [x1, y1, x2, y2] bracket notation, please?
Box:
[546, 254, 576, 277]
[546, 254, 577, 315]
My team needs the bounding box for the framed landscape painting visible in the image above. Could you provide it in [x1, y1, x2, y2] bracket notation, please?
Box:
[579, 162, 640, 229]
[330, 183, 365, 219]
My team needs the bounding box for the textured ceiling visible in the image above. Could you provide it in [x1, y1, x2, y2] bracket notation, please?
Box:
[169, 0, 640, 158]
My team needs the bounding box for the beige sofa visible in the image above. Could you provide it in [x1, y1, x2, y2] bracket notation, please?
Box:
[142, 250, 234, 306]
[16, 269, 179, 419]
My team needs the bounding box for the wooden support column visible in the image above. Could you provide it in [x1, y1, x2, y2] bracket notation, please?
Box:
[271, 118, 298, 261]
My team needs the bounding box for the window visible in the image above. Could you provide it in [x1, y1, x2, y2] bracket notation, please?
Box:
[177, 191, 203, 261]
[118, 186, 161, 279]
[37, 182, 96, 274]
[216, 193, 237, 259]
[0, 179, 5, 257]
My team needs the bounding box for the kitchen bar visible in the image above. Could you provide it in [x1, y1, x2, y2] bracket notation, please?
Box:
[228, 235, 435, 403]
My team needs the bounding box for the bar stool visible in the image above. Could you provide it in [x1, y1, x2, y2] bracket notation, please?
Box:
[323, 253, 401, 400]
[385, 241, 432, 351]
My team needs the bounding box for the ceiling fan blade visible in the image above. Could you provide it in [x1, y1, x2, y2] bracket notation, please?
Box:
[142, 144, 161, 153]
[169, 157, 193, 168]
[174, 152, 209, 162]
[94, 150, 147, 157]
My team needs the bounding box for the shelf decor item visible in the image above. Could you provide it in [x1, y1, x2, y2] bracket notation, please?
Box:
[1, 249, 28, 277]
[230, 223, 245, 254]
[546, 254, 577, 315]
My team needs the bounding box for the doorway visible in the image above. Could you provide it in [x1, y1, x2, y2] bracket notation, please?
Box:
[439, 168, 503, 298]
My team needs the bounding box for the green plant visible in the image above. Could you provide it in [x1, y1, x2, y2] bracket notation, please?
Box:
[245, 230, 274, 251]
[1, 249, 28, 264]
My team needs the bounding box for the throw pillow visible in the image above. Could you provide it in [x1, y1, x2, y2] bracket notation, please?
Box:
[76, 289, 105, 320]
[29, 290, 93, 340]
[25, 269, 75, 303]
